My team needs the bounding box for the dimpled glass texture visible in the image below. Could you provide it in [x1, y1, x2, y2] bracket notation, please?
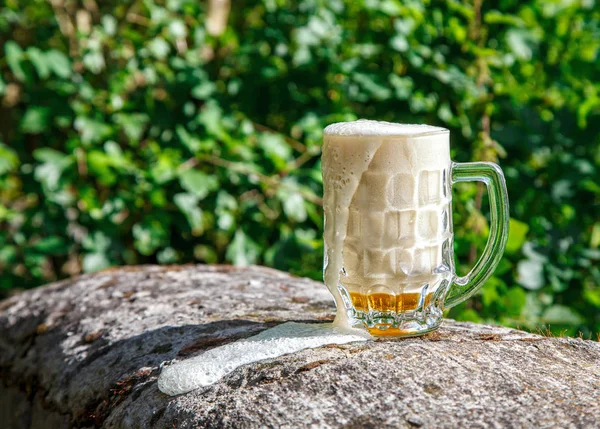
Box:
[329, 140, 452, 336]
[322, 121, 509, 337]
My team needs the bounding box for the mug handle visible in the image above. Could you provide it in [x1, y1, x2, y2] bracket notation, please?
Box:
[444, 162, 510, 308]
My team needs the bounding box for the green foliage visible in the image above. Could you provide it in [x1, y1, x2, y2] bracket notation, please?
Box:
[0, 0, 598, 337]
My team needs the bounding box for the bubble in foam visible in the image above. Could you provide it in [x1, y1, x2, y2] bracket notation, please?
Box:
[157, 322, 369, 396]
[324, 119, 447, 137]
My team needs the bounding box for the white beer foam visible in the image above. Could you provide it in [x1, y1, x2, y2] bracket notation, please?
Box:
[158, 322, 369, 396]
[324, 119, 447, 137]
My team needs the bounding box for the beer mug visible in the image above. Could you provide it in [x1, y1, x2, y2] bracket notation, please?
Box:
[322, 120, 509, 337]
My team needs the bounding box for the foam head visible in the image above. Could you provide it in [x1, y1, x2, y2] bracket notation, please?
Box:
[323, 119, 448, 137]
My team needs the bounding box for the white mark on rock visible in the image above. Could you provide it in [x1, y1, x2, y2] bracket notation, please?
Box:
[157, 322, 369, 396]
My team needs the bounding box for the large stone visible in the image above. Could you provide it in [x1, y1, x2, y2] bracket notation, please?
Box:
[0, 265, 598, 428]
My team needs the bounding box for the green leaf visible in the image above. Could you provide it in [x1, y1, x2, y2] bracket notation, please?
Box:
[157, 247, 178, 264]
[217, 212, 234, 230]
[481, 277, 500, 307]
[506, 29, 533, 61]
[151, 152, 179, 184]
[506, 218, 529, 254]
[33, 148, 64, 163]
[174, 193, 203, 232]
[541, 305, 583, 326]
[394, 18, 415, 35]
[5, 41, 26, 81]
[27, 47, 51, 79]
[149, 38, 170, 59]
[517, 259, 544, 290]
[178, 169, 218, 199]
[87, 151, 118, 186]
[168, 20, 187, 38]
[0, 245, 17, 264]
[226, 230, 260, 267]
[0, 143, 19, 175]
[193, 244, 216, 264]
[32, 236, 66, 254]
[83, 52, 105, 74]
[215, 191, 237, 231]
[438, 103, 454, 122]
[259, 134, 292, 169]
[390, 35, 408, 52]
[216, 191, 238, 211]
[133, 221, 168, 255]
[82, 231, 111, 252]
[389, 75, 414, 100]
[102, 15, 117, 35]
[33, 148, 73, 191]
[494, 258, 513, 276]
[21, 107, 50, 134]
[74, 117, 112, 144]
[114, 113, 149, 143]
[380, 0, 400, 15]
[484, 11, 525, 26]
[504, 287, 527, 317]
[353, 73, 392, 101]
[83, 252, 111, 273]
[191, 82, 216, 99]
[455, 308, 481, 323]
[583, 285, 600, 308]
[46, 50, 72, 78]
[176, 125, 201, 153]
[198, 101, 226, 137]
[282, 192, 307, 222]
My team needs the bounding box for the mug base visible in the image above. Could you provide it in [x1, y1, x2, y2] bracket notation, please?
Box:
[339, 282, 448, 338]
[365, 319, 442, 338]
[349, 307, 444, 338]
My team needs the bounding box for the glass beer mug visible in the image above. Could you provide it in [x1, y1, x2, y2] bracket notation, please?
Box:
[322, 120, 509, 337]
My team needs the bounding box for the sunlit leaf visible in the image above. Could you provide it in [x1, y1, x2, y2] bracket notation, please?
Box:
[174, 193, 203, 232]
[5, 41, 26, 81]
[226, 230, 260, 267]
[133, 221, 168, 255]
[259, 134, 292, 169]
[27, 47, 50, 79]
[83, 252, 111, 273]
[506, 29, 534, 61]
[21, 107, 50, 134]
[33, 148, 73, 191]
[0, 144, 19, 175]
[506, 218, 529, 254]
[31, 236, 66, 254]
[178, 169, 218, 199]
[46, 50, 72, 78]
[517, 259, 544, 290]
[505, 287, 527, 316]
[542, 305, 583, 326]
[282, 192, 306, 223]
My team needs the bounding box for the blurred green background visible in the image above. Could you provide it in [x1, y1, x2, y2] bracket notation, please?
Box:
[0, 0, 598, 337]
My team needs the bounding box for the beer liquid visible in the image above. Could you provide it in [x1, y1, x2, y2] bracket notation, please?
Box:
[349, 292, 435, 336]
[349, 292, 433, 313]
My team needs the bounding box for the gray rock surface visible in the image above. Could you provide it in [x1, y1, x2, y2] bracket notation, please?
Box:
[0, 264, 599, 428]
